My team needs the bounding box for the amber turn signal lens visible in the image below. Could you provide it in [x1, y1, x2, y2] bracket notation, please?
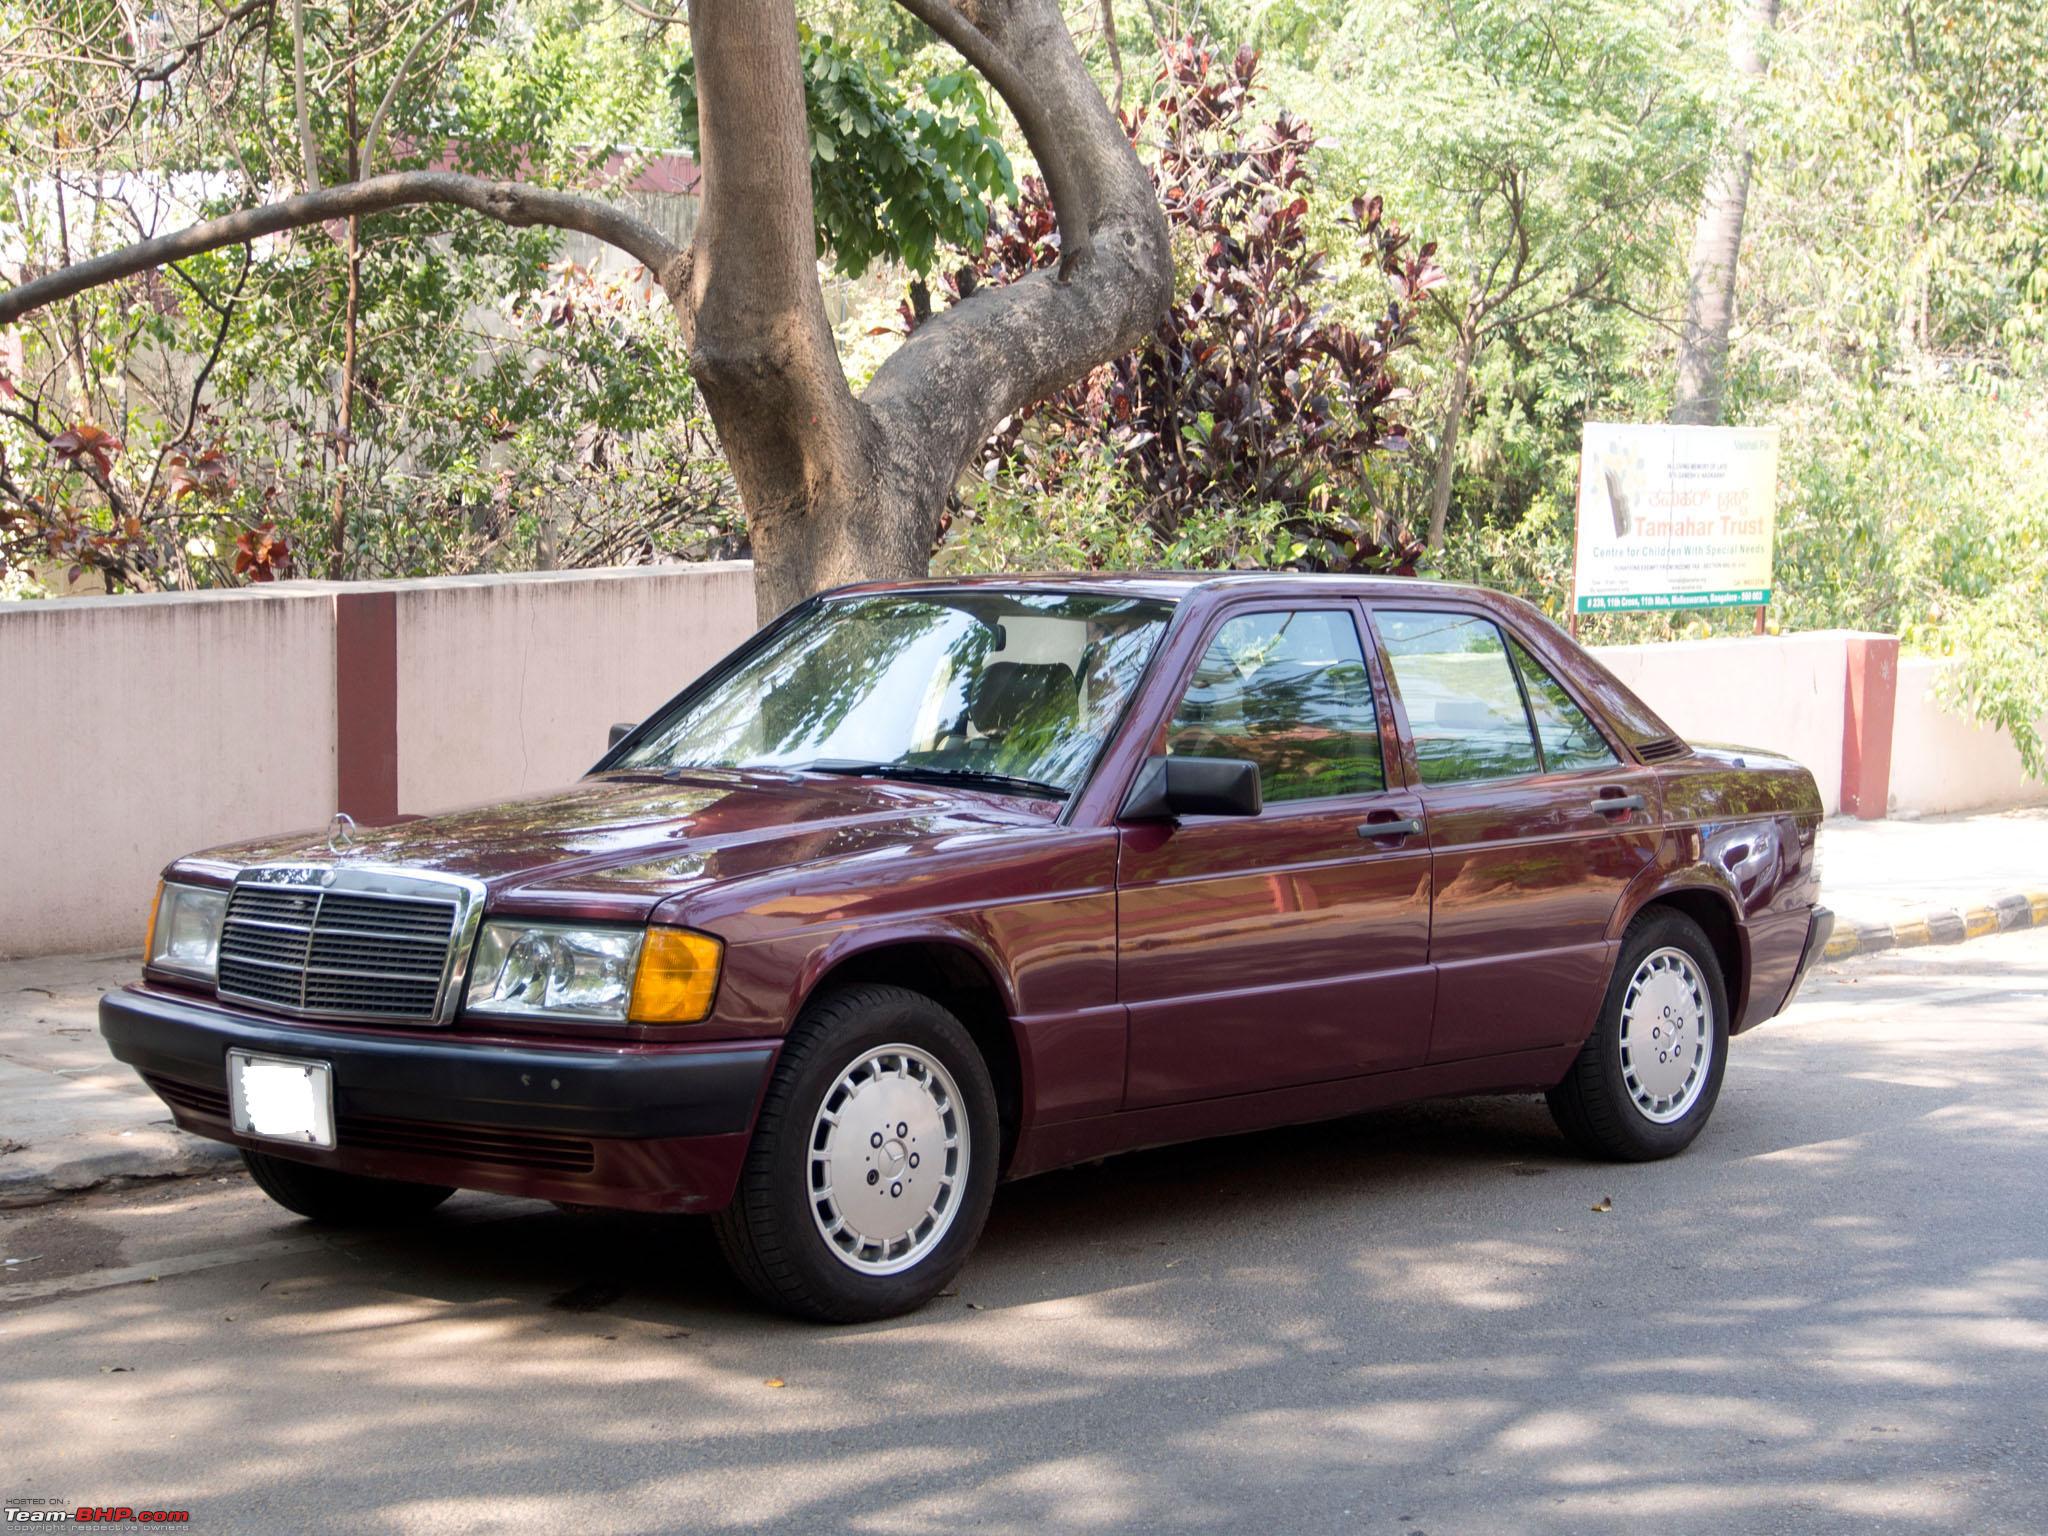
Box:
[144, 881, 164, 961]
[629, 927, 723, 1023]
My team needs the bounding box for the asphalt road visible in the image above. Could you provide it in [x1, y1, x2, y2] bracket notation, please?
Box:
[5, 929, 2046, 1535]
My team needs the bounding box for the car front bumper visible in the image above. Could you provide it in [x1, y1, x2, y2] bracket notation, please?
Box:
[100, 984, 776, 1213]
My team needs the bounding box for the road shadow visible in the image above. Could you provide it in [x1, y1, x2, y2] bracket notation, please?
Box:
[5, 991, 2046, 1535]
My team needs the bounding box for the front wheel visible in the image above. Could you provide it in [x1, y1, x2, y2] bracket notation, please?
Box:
[242, 1148, 454, 1225]
[713, 984, 1000, 1323]
[1546, 909, 1730, 1161]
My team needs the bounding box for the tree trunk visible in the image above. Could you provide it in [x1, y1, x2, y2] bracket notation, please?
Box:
[679, 0, 888, 623]
[330, 216, 360, 579]
[745, 476, 937, 619]
[682, 0, 1172, 623]
[1672, 0, 1778, 427]
[329, 12, 361, 579]
[1426, 312, 1477, 549]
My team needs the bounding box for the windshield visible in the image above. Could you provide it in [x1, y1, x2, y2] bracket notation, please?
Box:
[616, 590, 1176, 797]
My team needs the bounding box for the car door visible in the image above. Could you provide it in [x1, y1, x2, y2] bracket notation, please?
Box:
[1116, 601, 1434, 1108]
[1366, 604, 1660, 1064]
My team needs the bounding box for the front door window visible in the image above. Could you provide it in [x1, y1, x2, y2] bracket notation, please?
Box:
[1117, 605, 1432, 1105]
[1163, 609, 1384, 804]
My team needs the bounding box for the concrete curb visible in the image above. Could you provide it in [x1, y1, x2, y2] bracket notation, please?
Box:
[1825, 889, 2048, 962]
[0, 1126, 240, 1210]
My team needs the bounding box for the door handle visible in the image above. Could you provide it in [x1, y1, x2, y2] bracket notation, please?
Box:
[1593, 793, 1647, 814]
[1358, 816, 1423, 839]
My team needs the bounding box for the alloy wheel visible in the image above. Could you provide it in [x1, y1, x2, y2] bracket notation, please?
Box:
[807, 1043, 969, 1275]
[1617, 945, 1715, 1124]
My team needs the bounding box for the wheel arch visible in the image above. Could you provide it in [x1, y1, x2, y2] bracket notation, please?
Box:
[796, 935, 1025, 1173]
[1621, 884, 1748, 1025]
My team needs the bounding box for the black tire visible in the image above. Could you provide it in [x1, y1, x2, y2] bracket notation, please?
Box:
[242, 1148, 454, 1225]
[713, 984, 1000, 1324]
[1546, 908, 1731, 1162]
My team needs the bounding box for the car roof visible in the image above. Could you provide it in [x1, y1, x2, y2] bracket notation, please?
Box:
[825, 571, 1502, 604]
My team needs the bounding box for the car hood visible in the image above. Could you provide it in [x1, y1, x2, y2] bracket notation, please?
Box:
[174, 770, 1061, 919]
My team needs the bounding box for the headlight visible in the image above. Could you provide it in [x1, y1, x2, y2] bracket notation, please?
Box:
[146, 880, 227, 982]
[464, 923, 723, 1025]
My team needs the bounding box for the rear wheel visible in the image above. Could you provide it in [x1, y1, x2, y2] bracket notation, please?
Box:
[1546, 908, 1730, 1161]
[714, 984, 999, 1323]
[242, 1149, 454, 1225]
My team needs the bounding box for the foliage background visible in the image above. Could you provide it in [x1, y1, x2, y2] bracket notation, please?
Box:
[3, 0, 2045, 765]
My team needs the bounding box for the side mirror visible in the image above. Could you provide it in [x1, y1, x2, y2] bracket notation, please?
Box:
[1120, 754, 1262, 821]
[608, 721, 636, 750]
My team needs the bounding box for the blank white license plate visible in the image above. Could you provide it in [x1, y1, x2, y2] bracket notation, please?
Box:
[227, 1050, 336, 1149]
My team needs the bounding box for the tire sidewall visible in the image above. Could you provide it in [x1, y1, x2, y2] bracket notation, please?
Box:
[755, 989, 1001, 1319]
[1591, 911, 1731, 1158]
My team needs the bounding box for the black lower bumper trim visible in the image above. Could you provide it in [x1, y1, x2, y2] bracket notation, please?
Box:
[101, 986, 774, 1139]
[1785, 904, 1835, 1006]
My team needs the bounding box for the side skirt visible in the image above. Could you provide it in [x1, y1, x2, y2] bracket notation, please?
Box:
[1006, 1043, 1584, 1180]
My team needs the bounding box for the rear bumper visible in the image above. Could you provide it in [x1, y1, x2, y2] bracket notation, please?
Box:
[100, 985, 775, 1213]
[1782, 905, 1835, 1011]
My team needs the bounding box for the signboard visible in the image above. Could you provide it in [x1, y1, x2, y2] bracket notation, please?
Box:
[1573, 423, 1779, 614]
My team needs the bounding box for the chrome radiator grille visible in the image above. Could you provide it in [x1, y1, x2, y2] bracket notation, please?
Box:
[216, 866, 480, 1023]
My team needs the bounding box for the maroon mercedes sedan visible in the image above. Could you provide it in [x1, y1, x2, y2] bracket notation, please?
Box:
[104, 574, 1831, 1321]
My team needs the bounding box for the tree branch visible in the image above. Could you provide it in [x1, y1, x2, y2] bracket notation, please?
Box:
[142, 246, 255, 509]
[609, 0, 683, 21]
[0, 174, 686, 326]
[133, 0, 276, 82]
[1097, 0, 1124, 110]
[889, 0, 1097, 272]
[293, 0, 322, 190]
[859, 0, 1169, 522]
[1481, 261, 1617, 339]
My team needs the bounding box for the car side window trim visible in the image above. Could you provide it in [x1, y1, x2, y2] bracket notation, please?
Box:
[1134, 599, 1403, 812]
[1348, 597, 1417, 795]
[1502, 630, 1551, 776]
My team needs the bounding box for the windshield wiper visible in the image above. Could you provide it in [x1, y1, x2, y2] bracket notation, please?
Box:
[793, 760, 1070, 801]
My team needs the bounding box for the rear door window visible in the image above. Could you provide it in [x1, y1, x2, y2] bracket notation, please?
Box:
[1375, 610, 1541, 786]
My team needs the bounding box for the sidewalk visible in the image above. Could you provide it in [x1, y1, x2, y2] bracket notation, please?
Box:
[0, 952, 235, 1207]
[2, 806, 2043, 1207]
[1819, 806, 2048, 956]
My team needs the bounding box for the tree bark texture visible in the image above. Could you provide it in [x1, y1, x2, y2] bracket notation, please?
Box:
[1, 0, 1173, 622]
[1672, 0, 1779, 427]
